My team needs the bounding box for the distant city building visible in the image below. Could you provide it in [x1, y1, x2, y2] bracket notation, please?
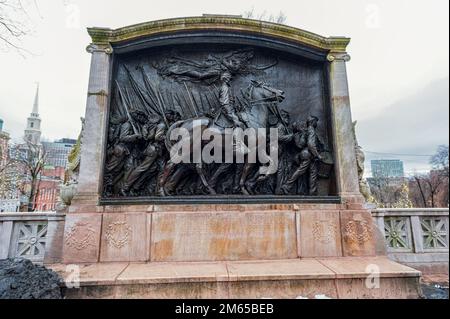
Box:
[0, 118, 10, 167]
[33, 141, 75, 210]
[0, 198, 20, 212]
[42, 138, 77, 168]
[33, 166, 66, 211]
[33, 181, 59, 211]
[24, 84, 42, 145]
[31, 140, 75, 211]
[371, 159, 405, 178]
[0, 189, 21, 212]
[0, 119, 20, 212]
[42, 165, 65, 180]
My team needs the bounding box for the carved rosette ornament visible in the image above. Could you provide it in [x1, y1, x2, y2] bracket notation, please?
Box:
[344, 220, 372, 244]
[14, 223, 47, 258]
[65, 222, 96, 250]
[312, 220, 338, 244]
[105, 221, 132, 249]
[421, 218, 448, 249]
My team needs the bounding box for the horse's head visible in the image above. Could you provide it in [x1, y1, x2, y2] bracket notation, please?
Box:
[248, 80, 285, 104]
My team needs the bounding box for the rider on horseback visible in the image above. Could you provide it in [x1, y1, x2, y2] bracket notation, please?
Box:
[218, 71, 246, 129]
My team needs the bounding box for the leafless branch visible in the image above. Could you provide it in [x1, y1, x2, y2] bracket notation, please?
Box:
[0, 0, 37, 55]
[243, 8, 287, 25]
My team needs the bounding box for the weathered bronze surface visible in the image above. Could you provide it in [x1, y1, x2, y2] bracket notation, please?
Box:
[102, 40, 335, 200]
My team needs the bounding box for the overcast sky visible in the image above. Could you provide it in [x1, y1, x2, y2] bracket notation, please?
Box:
[0, 0, 448, 175]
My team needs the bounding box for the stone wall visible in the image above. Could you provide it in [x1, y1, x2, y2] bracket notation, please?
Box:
[1, 208, 447, 276]
[372, 208, 449, 275]
[61, 204, 379, 263]
[0, 212, 65, 264]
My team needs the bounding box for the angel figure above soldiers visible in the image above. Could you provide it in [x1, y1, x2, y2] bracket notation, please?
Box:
[155, 49, 255, 83]
[154, 49, 277, 129]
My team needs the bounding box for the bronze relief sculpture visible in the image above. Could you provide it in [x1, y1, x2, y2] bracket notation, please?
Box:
[102, 47, 334, 199]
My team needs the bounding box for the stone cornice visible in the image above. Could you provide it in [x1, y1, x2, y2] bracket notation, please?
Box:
[87, 16, 350, 53]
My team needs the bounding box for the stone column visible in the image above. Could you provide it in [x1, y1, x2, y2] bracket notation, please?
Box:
[328, 52, 364, 205]
[0, 221, 13, 259]
[71, 43, 113, 211]
[410, 215, 424, 253]
[44, 213, 66, 264]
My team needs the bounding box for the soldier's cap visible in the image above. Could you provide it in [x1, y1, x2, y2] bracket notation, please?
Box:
[130, 109, 147, 118]
[307, 115, 319, 123]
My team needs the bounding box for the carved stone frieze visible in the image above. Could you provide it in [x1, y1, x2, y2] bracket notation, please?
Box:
[105, 221, 132, 249]
[312, 220, 338, 244]
[65, 222, 96, 250]
[344, 219, 372, 245]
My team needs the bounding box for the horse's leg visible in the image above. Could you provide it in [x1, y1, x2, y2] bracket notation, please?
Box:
[166, 166, 188, 195]
[232, 164, 243, 194]
[245, 165, 270, 194]
[196, 163, 216, 195]
[209, 163, 232, 190]
[239, 162, 254, 195]
[157, 161, 176, 196]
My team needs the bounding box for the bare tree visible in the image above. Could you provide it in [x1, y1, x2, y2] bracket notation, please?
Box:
[0, 159, 19, 194]
[14, 139, 47, 211]
[0, 142, 21, 200]
[243, 8, 287, 24]
[429, 145, 449, 207]
[368, 177, 390, 206]
[368, 177, 412, 208]
[430, 145, 449, 175]
[409, 145, 449, 208]
[0, 0, 37, 53]
[411, 172, 447, 208]
[411, 175, 428, 207]
[425, 171, 447, 208]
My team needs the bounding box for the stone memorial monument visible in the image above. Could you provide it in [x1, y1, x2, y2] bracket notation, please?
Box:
[48, 16, 422, 299]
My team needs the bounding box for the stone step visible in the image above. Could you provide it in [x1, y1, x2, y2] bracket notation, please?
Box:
[49, 256, 422, 299]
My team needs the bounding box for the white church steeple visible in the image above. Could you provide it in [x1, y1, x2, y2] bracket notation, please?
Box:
[24, 84, 42, 144]
[32, 83, 39, 115]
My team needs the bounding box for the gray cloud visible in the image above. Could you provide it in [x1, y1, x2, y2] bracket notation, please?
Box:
[356, 77, 449, 174]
